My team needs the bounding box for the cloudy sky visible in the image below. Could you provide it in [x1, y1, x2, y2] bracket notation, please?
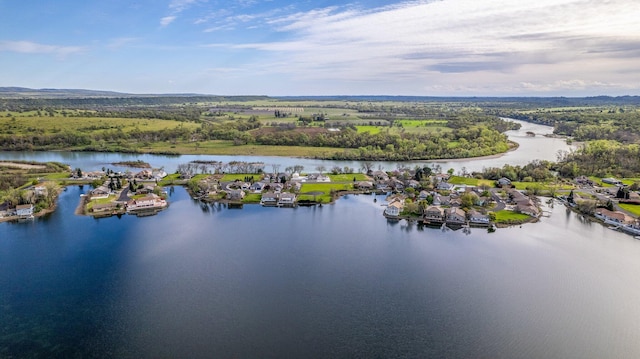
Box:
[1, 0, 639, 96]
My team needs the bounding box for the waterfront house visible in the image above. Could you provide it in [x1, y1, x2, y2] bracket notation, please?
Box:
[446, 207, 466, 224]
[92, 202, 117, 213]
[384, 200, 404, 217]
[277, 193, 297, 207]
[260, 192, 279, 206]
[127, 194, 167, 212]
[16, 204, 34, 219]
[227, 189, 245, 201]
[468, 210, 490, 225]
[424, 206, 445, 222]
[355, 181, 374, 190]
[595, 208, 632, 225]
[90, 186, 110, 199]
[509, 189, 540, 217]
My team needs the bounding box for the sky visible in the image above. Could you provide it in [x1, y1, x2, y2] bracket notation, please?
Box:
[1, 0, 639, 96]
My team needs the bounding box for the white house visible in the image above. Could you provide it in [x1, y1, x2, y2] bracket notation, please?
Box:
[384, 200, 404, 217]
[127, 194, 167, 212]
[16, 204, 34, 219]
[468, 210, 490, 225]
[260, 192, 279, 206]
[277, 193, 297, 207]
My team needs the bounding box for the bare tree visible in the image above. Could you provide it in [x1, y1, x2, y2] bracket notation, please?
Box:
[360, 162, 373, 174]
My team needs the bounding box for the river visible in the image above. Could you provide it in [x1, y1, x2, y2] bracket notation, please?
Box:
[0, 119, 574, 174]
[5, 120, 640, 358]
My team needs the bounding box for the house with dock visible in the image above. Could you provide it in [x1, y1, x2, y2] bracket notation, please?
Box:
[16, 204, 34, 219]
[260, 192, 279, 206]
[384, 199, 404, 217]
[446, 207, 466, 225]
[424, 206, 445, 223]
[277, 193, 297, 207]
[126, 194, 167, 212]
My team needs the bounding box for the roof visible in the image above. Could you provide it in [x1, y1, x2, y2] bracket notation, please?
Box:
[16, 204, 33, 210]
[388, 201, 403, 209]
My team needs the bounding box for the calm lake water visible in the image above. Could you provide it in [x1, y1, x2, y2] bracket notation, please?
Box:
[2, 187, 640, 358]
[4, 120, 639, 358]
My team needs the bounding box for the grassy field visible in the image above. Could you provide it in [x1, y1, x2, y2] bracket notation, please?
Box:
[447, 176, 494, 187]
[492, 210, 531, 223]
[0, 115, 199, 135]
[242, 193, 262, 203]
[85, 195, 117, 211]
[220, 173, 263, 182]
[298, 183, 353, 202]
[356, 125, 383, 134]
[619, 203, 640, 216]
[327, 173, 369, 182]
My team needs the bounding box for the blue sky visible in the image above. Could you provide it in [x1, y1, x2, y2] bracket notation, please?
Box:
[1, 0, 639, 96]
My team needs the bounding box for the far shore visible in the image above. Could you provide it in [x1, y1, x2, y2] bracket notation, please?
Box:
[428, 141, 520, 163]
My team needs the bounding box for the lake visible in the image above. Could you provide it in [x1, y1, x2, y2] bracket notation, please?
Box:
[4, 120, 639, 358]
[2, 186, 640, 358]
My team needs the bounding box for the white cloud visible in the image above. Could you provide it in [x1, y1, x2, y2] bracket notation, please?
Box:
[0, 40, 85, 57]
[162, 0, 204, 27]
[211, 0, 640, 95]
[160, 16, 177, 27]
[169, 0, 201, 12]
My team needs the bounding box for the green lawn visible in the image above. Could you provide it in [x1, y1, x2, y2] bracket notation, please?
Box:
[44, 172, 71, 180]
[355, 125, 382, 134]
[447, 176, 494, 187]
[619, 203, 640, 216]
[0, 115, 199, 135]
[298, 183, 353, 202]
[157, 173, 181, 186]
[86, 195, 117, 210]
[221, 173, 263, 182]
[242, 193, 262, 203]
[328, 173, 368, 182]
[492, 210, 531, 223]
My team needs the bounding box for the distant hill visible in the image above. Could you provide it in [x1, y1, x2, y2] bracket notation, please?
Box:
[275, 95, 640, 106]
[1, 87, 639, 107]
[0, 87, 224, 99]
[0, 87, 138, 98]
